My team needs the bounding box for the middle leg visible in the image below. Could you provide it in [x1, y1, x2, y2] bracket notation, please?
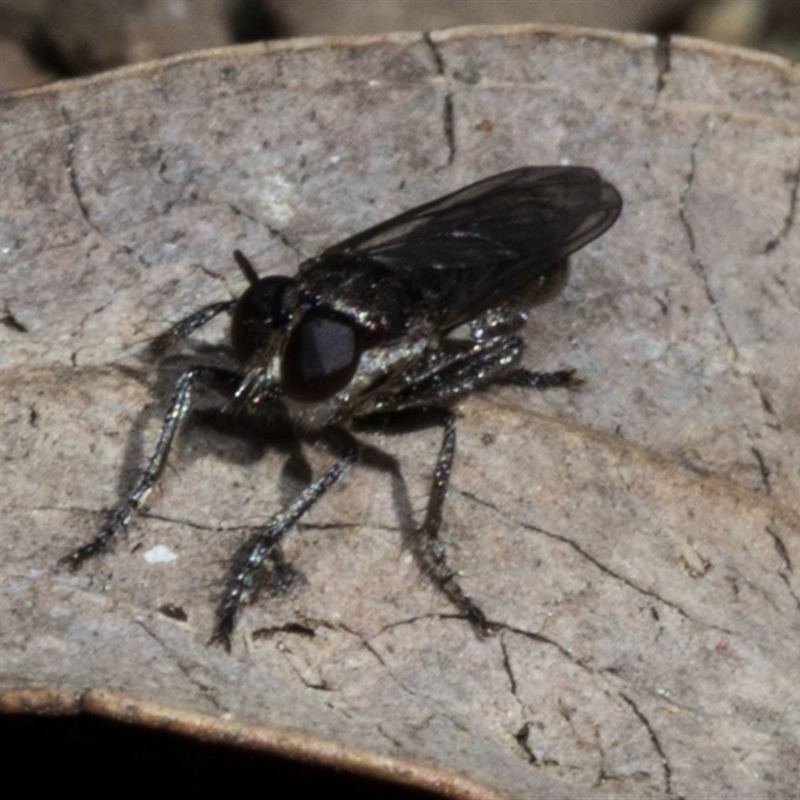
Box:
[211, 427, 360, 649]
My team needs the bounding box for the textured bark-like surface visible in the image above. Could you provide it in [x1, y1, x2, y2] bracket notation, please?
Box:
[2, 25, 799, 799]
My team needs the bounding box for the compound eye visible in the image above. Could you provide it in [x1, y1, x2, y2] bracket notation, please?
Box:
[282, 312, 362, 403]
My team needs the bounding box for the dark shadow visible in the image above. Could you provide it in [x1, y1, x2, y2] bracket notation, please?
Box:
[228, 0, 288, 42]
[0, 714, 448, 798]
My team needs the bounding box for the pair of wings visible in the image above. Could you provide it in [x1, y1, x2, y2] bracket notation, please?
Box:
[303, 166, 622, 328]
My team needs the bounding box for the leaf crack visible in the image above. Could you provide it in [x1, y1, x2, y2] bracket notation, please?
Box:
[229, 203, 306, 259]
[763, 152, 800, 254]
[422, 32, 445, 76]
[340, 623, 431, 701]
[60, 106, 101, 235]
[499, 634, 518, 696]
[751, 447, 772, 494]
[1, 306, 28, 333]
[653, 34, 671, 99]
[765, 523, 793, 573]
[421, 33, 455, 165]
[513, 721, 559, 766]
[442, 92, 456, 166]
[133, 618, 226, 712]
[619, 692, 673, 795]
[460, 488, 739, 639]
[680, 132, 783, 432]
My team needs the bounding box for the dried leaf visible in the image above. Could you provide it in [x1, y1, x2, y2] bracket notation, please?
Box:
[2, 26, 800, 799]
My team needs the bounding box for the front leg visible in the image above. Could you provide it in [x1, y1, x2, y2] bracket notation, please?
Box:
[149, 300, 236, 355]
[59, 365, 241, 568]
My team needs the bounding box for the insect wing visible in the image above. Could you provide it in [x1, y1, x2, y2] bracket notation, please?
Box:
[303, 167, 621, 327]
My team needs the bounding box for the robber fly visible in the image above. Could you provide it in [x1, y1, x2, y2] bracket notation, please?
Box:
[60, 166, 622, 649]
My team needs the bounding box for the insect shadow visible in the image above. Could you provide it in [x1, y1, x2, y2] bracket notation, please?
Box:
[60, 166, 622, 650]
[80, 312, 426, 633]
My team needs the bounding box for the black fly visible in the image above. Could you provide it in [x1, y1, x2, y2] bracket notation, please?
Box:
[60, 167, 622, 649]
